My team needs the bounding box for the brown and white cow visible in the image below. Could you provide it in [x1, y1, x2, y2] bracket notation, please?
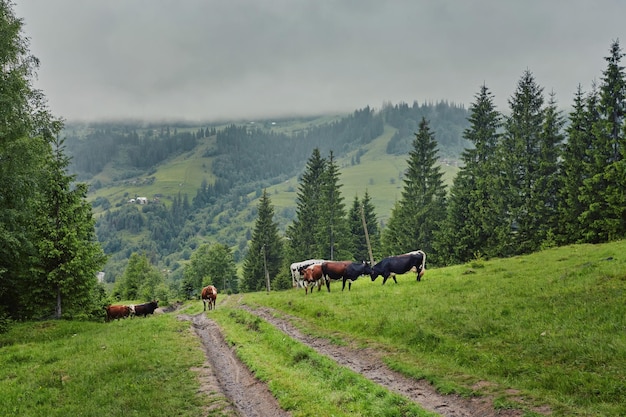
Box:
[301, 264, 325, 295]
[201, 285, 218, 311]
[105, 304, 131, 322]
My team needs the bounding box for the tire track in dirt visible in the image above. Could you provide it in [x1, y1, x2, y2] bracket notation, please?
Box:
[179, 312, 291, 417]
[181, 304, 546, 417]
[241, 305, 531, 417]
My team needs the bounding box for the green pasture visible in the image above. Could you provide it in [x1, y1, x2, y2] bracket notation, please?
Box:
[0, 309, 213, 417]
[233, 241, 626, 416]
[2, 241, 625, 416]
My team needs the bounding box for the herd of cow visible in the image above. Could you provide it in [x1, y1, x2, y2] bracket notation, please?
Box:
[104, 252, 425, 321]
[290, 250, 427, 294]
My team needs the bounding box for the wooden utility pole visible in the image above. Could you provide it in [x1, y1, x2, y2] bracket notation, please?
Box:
[262, 244, 270, 293]
[361, 204, 375, 265]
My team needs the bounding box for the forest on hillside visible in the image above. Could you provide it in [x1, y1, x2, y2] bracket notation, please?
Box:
[62, 102, 470, 283]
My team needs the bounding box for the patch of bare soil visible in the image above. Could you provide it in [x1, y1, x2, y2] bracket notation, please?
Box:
[181, 304, 548, 417]
[179, 312, 291, 417]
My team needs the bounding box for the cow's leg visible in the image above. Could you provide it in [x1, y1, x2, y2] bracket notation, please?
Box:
[326, 277, 331, 292]
[391, 273, 398, 284]
[203, 300, 206, 311]
[342, 278, 347, 291]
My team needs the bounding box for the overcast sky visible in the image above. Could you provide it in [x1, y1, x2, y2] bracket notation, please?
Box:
[13, 0, 626, 122]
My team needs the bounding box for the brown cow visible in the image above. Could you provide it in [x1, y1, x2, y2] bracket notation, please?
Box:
[301, 264, 325, 295]
[321, 260, 353, 292]
[105, 304, 131, 322]
[202, 285, 218, 311]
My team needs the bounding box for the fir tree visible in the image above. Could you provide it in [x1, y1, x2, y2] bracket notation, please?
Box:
[242, 190, 283, 292]
[382, 117, 446, 263]
[285, 148, 326, 260]
[558, 85, 598, 243]
[435, 85, 506, 264]
[347, 191, 380, 263]
[534, 92, 565, 247]
[580, 40, 626, 242]
[33, 136, 107, 319]
[316, 151, 350, 260]
[500, 70, 545, 254]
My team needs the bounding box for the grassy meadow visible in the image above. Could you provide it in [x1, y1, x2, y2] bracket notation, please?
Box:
[225, 240, 626, 416]
[2, 241, 624, 416]
[0, 312, 213, 417]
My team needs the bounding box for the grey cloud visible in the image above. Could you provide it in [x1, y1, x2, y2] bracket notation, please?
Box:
[13, 0, 626, 121]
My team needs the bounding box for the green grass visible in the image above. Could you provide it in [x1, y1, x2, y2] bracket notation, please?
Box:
[0, 311, 210, 417]
[210, 307, 436, 417]
[5, 242, 623, 416]
[234, 241, 626, 416]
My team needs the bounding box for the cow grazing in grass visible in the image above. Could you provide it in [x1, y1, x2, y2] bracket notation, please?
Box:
[132, 300, 159, 317]
[105, 304, 131, 322]
[371, 250, 426, 285]
[290, 259, 325, 288]
[321, 260, 363, 292]
[202, 285, 218, 311]
[341, 261, 373, 291]
[301, 264, 325, 295]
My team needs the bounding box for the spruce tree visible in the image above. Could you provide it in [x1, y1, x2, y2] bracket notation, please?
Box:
[347, 191, 380, 263]
[500, 70, 545, 254]
[32, 136, 106, 319]
[534, 92, 565, 247]
[435, 85, 505, 264]
[579, 40, 626, 242]
[285, 148, 326, 261]
[558, 85, 598, 244]
[242, 189, 283, 292]
[316, 151, 350, 260]
[382, 117, 446, 263]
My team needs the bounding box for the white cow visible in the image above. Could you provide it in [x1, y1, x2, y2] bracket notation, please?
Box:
[290, 259, 326, 288]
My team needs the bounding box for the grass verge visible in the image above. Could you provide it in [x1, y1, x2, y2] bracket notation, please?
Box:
[0, 312, 208, 417]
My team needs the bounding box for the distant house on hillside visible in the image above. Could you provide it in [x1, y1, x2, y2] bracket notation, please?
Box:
[136, 197, 148, 204]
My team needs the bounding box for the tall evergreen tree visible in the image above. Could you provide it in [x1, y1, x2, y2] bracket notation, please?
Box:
[579, 40, 626, 242]
[534, 92, 565, 247]
[435, 85, 506, 264]
[32, 136, 107, 318]
[316, 151, 350, 260]
[347, 191, 380, 263]
[285, 148, 326, 261]
[242, 189, 283, 292]
[382, 117, 447, 264]
[500, 70, 545, 254]
[558, 85, 599, 243]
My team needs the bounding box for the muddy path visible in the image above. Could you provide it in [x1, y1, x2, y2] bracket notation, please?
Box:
[179, 312, 291, 417]
[181, 304, 545, 417]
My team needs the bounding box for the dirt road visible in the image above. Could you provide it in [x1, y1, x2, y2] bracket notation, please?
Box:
[181, 305, 543, 417]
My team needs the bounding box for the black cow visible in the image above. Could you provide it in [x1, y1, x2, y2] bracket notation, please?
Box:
[371, 251, 426, 285]
[132, 300, 159, 317]
[341, 261, 372, 291]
